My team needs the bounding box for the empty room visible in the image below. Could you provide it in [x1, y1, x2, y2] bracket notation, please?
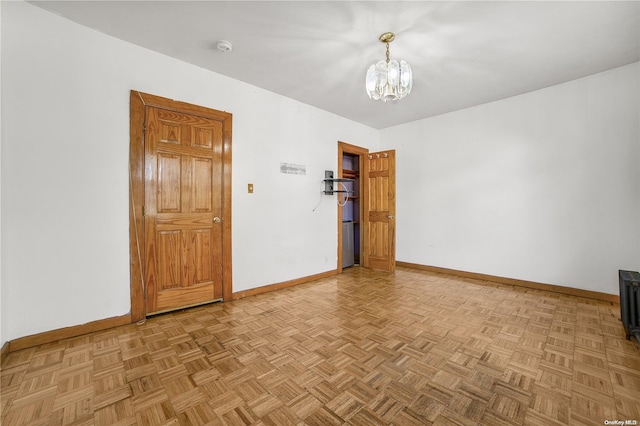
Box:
[1, 1, 639, 425]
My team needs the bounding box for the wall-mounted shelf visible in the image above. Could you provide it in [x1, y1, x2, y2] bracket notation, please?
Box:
[323, 170, 354, 194]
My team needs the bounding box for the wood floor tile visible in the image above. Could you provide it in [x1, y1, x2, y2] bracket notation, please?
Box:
[93, 398, 136, 426]
[2, 266, 640, 425]
[177, 401, 221, 425]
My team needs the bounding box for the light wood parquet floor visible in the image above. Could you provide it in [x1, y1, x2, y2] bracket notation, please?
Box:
[2, 266, 640, 425]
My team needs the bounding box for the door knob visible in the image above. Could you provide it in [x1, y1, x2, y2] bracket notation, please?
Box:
[213, 217, 221, 223]
[388, 215, 394, 219]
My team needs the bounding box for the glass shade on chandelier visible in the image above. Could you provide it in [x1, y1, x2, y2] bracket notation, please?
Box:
[366, 32, 412, 102]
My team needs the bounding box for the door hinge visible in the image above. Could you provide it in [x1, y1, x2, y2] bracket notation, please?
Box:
[142, 206, 146, 216]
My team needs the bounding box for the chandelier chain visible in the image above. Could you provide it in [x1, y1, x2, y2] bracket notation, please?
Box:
[385, 43, 390, 63]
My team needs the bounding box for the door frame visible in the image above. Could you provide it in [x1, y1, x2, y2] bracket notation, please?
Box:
[129, 91, 232, 322]
[337, 141, 369, 273]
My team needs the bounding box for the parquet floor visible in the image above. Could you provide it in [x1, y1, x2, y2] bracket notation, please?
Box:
[2, 266, 640, 425]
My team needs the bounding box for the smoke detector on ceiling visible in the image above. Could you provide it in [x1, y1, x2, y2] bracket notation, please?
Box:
[216, 40, 233, 53]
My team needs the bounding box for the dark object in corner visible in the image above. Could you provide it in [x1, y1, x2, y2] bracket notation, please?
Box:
[619, 270, 640, 346]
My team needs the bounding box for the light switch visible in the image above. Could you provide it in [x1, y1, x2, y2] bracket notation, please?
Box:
[248, 183, 254, 193]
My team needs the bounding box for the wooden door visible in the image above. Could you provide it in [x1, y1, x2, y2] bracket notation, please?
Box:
[144, 106, 224, 314]
[364, 150, 396, 271]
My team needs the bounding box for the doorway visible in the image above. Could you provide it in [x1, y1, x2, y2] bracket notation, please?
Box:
[338, 142, 397, 273]
[337, 142, 368, 273]
[129, 91, 232, 321]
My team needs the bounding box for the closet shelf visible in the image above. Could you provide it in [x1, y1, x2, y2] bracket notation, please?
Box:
[342, 169, 359, 179]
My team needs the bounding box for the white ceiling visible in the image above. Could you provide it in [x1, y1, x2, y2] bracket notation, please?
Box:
[31, 1, 640, 129]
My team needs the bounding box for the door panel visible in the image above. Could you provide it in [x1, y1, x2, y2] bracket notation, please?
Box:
[145, 106, 223, 314]
[159, 120, 181, 144]
[191, 229, 213, 284]
[192, 158, 213, 212]
[364, 150, 396, 271]
[157, 230, 181, 289]
[158, 154, 182, 212]
[192, 126, 214, 149]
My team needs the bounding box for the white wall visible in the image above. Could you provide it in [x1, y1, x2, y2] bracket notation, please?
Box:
[1, 1, 379, 342]
[0, 1, 5, 348]
[381, 62, 640, 295]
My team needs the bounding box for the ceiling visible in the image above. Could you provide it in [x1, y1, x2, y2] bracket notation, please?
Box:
[31, 1, 640, 130]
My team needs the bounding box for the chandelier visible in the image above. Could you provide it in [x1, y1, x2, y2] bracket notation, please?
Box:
[366, 32, 413, 102]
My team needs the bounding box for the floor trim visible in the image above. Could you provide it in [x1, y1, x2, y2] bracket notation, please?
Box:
[397, 261, 620, 304]
[233, 270, 338, 300]
[7, 313, 132, 354]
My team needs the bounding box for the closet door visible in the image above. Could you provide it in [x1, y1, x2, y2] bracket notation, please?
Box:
[364, 150, 396, 271]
